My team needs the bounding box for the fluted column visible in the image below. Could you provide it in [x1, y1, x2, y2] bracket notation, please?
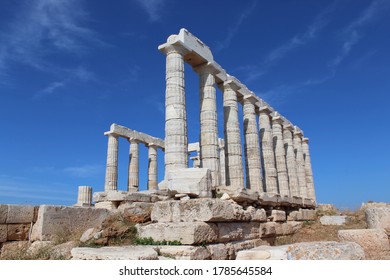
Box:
[243, 97, 263, 192]
[76, 186, 92, 206]
[302, 138, 316, 201]
[223, 81, 244, 190]
[294, 128, 308, 198]
[272, 115, 290, 196]
[259, 107, 278, 194]
[163, 44, 188, 180]
[218, 139, 226, 186]
[127, 139, 139, 192]
[197, 64, 219, 188]
[104, 133, 119, 191]
[148, 144, 158, 190]
[283, 124, 300, 197]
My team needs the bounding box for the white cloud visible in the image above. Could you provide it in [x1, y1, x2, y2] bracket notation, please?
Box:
[134, 0, 167, 22]
[62, 165, 103, 178]
[215, 1, 257, 52]
[35, 81, 65, 99]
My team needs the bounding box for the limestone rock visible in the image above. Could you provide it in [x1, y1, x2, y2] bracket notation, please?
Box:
[167, 168, 212, 198]
[0, 241, 29, 259]
[365, 207, 390, 230]
[207, 239, 268, 260]
[338, 229, 390, 260]
[236, 245, 289, 260]
[151, 198, 250, 223]
[320, 215, 349, 226]
[0, 224, 7, 242]
[31, 205, 110, 241]
[317, 204, 337, 213]
[0, 205, 8, 223]
[236, 250, 271, 260]
[5, 205, 36, 224]
[120, 202, 153, 223]
[270, 210, 286, 222]
[71, 246, 158, 260]
[79, 228, 96, 243]
[27, 241, 52, 255]
[136, 222, 218, 245]
[94, 191, 152, 203]
[246, 207, 267, 222]
[158, 246, 211, 260]
[286, 241, 365, 260]
[94, 201, 118, 210]
[289, 209, 316, 221]
[216, 222, 261, 242]
[7, 224, 30, 241]
[52, 241, 79, 259]
[258, 193, 278, 206]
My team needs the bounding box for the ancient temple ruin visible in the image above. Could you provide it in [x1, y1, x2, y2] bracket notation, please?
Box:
[87, 28, 316, 210]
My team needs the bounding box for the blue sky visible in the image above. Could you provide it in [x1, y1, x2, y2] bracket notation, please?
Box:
[0, 0, 389, 209]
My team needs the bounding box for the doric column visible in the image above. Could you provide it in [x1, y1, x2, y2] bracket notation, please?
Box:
[294, 127, 308, 198]
[222, 81, 244, 190]
[243, 97, 263, 192]
[272, 115, 290, 196]
[283, 124, 300, 197]
[104, 133, 119, 191]
[259, 107, 278, 194]
[76, 186, 92, 206]
[127, 139, 139, 192]
[302, 138, 316, 201]
[147, 144, 158, 190]
[218, 138, 226, 186]
[196, 64, 219, 188]
[162, 44, 188, 180]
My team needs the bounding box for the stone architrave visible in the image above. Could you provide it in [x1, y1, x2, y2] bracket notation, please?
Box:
[127, 139, 140, 192]
[283, 124, 300, 197]
[258, 107, 278, 194]
[104, 133, 119, 191]
[272, 115, 290, 196]
[76, 186, 92, 206]
[222, 80, 244, 190]
[293, 128, 308, 198]
[161, 42, 188, 180]
[243, 97, 263, 192]
[302, 138, 316, 201]
[196, 63, 220, 188]
[147, 144, 158, 190]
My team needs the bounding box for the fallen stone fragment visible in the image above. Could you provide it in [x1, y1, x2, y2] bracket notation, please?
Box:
[320, 215, 349, 226]
[71, 246, 158, 260]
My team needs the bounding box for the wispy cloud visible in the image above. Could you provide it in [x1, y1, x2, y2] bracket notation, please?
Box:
[134, 0, 167, 22]
[330, 0, 390, 68]
[35, 81, 65, 99]
[62, 165, 103, 178]
[0, 0, 104, 75]
[215, 1, 257, 52]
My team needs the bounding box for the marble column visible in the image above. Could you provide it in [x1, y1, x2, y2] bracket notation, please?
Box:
[272, 115, 290, 196]
[302, 138, 316, 201]
[218, 138, 226, 186]
[243, 97, 263, 192]
[259, 107, 278, 194]
[197, 64, 219, 187]
[148, 144, 158, 190]
[127, 139, 139, 192]
[294, 128, 308, 198]
[104, 133, 119, 191]
[77, 186, 92, 206]
[283, 124, 300, 197]
[222, 81, 244, 190]
[163, 44, 188, 180]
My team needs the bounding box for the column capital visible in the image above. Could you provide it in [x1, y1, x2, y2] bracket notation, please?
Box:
[302, 137, 309, 143]
[159, 42, 188, 56]
[222, 79, 241, 91]
[128, 137, 141, 144]
[259, 106, 272, 115]
[104, 132, 120, 138]
[272, 115, 283, 124]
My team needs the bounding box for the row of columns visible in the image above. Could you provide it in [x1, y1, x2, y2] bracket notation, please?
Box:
[104, 133, 161, 192]
[161, 42, 315, 201]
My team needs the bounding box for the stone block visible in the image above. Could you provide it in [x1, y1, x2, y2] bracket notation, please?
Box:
[6, 205, 35, 224]
[217, 187, 259, 203]
[286, 241, 365, 260]
[317, 204, 337, 213]
[365, 207, 390, 230]
[297, 209, 316, 221]
[206, 243, 230, 260]
[0, 205, 8, 223]
[158, 246, 211, 260]
[278, 196, 292, 206]
[206, 239, 268, 260]
[71, 246, 158, 260]
[7, 224, 30, 241]
[216, 222, 261, 242]
[260, 222, 276, 237]
[167, 168, 212, 198]
[31, 205, 110, 241]
[291, 196, 303, 206]
[287, 211, 299, 221]
[259, 193, 278, 206]
[136, 222, 218, 245]
[246, 207, 267, 222]
[270, 210, 286, 222]
[320, 215, 349, 226]
[0, 241, 29, 259]
[94, 201, 118, 210]
[93, 191, 152, 203]
[151, 198, 250, 223]
[236, 250, 272, 260]
[119, 202, 153, 223]
[338, 229, 390, 260]
[0, 224, 7, 242]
